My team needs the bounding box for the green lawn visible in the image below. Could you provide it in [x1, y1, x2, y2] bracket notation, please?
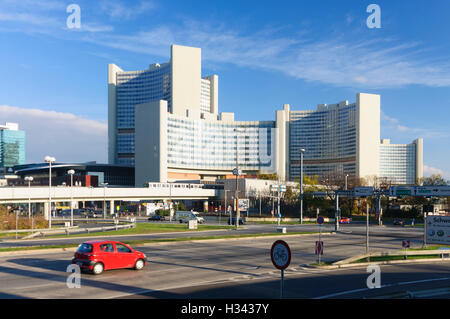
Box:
[59, 223, 234, 238]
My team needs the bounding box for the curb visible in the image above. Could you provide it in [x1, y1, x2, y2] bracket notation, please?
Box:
[309, 257, 450, 270]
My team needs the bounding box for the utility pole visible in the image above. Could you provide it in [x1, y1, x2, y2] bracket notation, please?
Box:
[259, 192, 262, 217]
[234, 129, 241, 229]
[366, 202, 370, 261]
[299, 148, 305, 224]
[335, 194, 339, 232]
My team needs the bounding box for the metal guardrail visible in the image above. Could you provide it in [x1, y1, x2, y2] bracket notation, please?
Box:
[368, 286, 450, 299]
[0, 218, 136, 238]
[334, 249, 450, 265]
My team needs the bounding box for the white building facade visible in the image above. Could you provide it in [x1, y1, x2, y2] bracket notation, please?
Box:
[108, 45, 423, 186]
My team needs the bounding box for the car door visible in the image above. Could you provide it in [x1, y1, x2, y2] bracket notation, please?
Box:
[98, 243, 118, 270]
[114, 243, 136, 268]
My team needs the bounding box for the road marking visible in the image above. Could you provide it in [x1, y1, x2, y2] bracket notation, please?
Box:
[314, 276, 450, 299]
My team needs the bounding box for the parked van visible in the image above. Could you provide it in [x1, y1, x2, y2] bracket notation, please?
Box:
[175, 211, 205, 224]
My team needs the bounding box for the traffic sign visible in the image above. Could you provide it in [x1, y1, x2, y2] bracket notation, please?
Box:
[402, 240, 410, 249]
[317, 216, 324, 225]
[270, 240, 291, 270]
[315, 241, 324, 255]
[232, 168, 242, 176]
[354, 187, 374, 197]
[270, 185, 287, 192]
[238, 198, 249, 211]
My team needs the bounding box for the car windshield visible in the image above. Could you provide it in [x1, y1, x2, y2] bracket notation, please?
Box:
[77, 243, 93, 253]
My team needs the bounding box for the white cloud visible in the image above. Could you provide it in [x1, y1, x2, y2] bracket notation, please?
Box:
[423, 165, 450, 180]
[85, 21, 450, 89]
[381, 111, 448, 139]
[423, 165, 444, 176]
[0, 105, 107, 164]
[1, 2, 450, 89]
[100, 0, 156, 20]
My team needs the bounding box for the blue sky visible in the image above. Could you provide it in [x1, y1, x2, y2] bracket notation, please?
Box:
[0, 0, 449, 178]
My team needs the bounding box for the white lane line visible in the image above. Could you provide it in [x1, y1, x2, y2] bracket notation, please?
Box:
[314, 276, 450, 299]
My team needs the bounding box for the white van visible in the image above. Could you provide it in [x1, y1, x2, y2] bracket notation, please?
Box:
[175, 211, 205, 224]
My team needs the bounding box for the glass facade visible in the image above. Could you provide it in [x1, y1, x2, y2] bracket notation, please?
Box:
[379, 143, 416, 185]
[115, 63, 171, 166]
[289, 104, 357, 180]
[0, 128, 25, 169]
[167, 115, 275, 171]
[200, 78, 211, 114]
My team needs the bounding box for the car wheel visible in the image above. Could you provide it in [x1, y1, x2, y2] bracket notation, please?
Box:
[92, 262, 104, 275]
[134, 259, 145, 270]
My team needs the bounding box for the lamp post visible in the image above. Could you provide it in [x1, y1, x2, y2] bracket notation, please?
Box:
[234, 128, 245, 229]
[345, 174, 349, 190]
[44, 156, 56, 228]
[299, 148, 305, 224]
[100, 182, 108, 219]
[223, 189, 229, 225]
[67, 169, 75, 227]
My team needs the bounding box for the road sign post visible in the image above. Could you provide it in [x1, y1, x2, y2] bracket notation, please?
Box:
[270, 240, 291, 299]
[315, 241, 324, 263]
[402, 240, 410, 259]
[316, 216, 324, 263]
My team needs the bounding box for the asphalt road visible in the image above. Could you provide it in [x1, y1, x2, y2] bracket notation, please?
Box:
[0, 225, 447, 299]
[0, 222, 424, 249]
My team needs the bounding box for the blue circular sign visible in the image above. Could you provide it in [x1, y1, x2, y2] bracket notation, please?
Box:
[317, 216, 324, 225]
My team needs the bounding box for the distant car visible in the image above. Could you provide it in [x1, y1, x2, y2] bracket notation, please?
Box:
[339, 217, 351, 224]
[228, 217, 245, 225]
[176, 211, 205, 224]
[393, 218, 405, 226]
[81, 210, 102, 218]
[148, 215, 166, 221]
[72, 240, 147, 275]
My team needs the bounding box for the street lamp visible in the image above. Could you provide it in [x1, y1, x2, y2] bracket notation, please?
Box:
[44, 156, 56, 228]
[67, 169, 75, 227]
[299, 148, 306, 224]
[234, 128, 245, 229]
[100, 182, 108, 219]
[345, 174, 349, 190]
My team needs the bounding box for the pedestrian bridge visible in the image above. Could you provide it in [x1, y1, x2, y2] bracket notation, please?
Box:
[0, 183, 219, 204]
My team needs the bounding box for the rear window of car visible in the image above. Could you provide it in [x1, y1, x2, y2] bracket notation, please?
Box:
[77, 243, 93, 253]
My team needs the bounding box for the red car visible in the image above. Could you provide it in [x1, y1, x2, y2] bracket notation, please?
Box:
[339, 217, 351, 224]
[72, 240, 147, 275]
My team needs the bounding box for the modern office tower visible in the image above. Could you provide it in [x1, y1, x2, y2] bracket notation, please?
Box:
[108, 45, 219, 166]
[134, 100, 278, 186]
[109, 44, 422, 186]
[0, 122, 26, 171]
[379, 138, 423, 185]
[288, 93, 380, 183]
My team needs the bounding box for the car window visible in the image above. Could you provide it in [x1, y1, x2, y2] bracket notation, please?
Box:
[115, 243, 132, 253]
[100, 243, 114, 252]
[77, 243, 93, 253]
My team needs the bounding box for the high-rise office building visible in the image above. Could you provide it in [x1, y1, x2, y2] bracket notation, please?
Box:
[108, 45, 218, 166]
[0, 122, 26, 172]
[379, 138, 423, 185]
[108, 44, 423, 186]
